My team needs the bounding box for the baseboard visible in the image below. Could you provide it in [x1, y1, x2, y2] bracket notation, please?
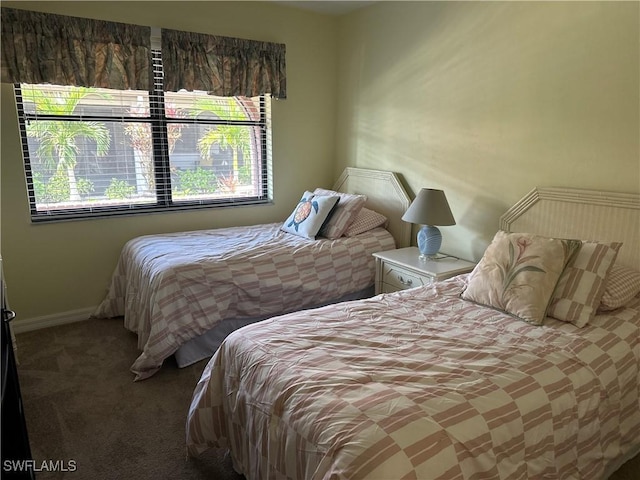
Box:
[11, 307, 96, 334]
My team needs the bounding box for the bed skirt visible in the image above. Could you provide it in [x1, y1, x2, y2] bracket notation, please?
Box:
[174, 286, 375, 368]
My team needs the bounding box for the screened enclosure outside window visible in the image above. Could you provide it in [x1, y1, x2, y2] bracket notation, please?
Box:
[15, 53, 272, 222]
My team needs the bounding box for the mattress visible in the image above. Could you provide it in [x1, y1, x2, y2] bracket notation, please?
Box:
[94, 222, 395, 380]
[186, 275, 640, 479]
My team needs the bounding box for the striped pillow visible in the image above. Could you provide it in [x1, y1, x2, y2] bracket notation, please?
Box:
[548, 241, 621, 327]
[314, 188, 366, 239]
[599, 264, 640, 311]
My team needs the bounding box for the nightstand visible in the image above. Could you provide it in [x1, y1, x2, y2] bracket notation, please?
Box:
[372, 247, 476, 294]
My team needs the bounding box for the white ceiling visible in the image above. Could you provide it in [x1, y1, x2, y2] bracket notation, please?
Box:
[272, 1, 377, 16]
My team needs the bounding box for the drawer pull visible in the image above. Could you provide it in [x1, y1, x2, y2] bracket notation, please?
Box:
[397, 275, 413, 286]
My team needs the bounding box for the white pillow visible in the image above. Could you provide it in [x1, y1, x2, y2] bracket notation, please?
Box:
[281, 191, 339, 239]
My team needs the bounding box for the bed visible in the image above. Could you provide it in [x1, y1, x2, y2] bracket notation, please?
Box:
[186, 186, 640, 479]
[93, 168, 411, 380]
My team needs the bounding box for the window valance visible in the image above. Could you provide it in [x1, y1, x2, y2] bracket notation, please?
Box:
[0, 7, 151, 90]
[161, 28, 286, 99]
[1, 8, 287, 98]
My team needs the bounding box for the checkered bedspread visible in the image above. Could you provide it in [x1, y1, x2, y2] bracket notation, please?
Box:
[186, 276, 640, 479]
[93, 223, 395, 380]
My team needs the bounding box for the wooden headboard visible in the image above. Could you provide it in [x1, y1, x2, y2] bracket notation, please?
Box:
[500, 187, 640, 270]
[334, 168, 412, 248]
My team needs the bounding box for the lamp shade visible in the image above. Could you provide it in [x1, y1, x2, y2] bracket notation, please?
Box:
[401, 189, 456, 226]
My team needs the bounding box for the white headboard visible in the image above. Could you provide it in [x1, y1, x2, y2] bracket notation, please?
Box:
[500, 187, 640, 270]
[334, 167, 412, 248]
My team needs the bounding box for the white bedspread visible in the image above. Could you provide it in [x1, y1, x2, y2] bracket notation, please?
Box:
[187, 276, 640, 479]
[94, 223, 395, 380]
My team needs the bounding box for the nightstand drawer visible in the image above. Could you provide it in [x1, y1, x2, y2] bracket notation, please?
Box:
[382, 265, 431, 291]
[373, 247, 476, 295]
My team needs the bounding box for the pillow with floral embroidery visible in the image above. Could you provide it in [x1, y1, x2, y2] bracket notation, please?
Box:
[281, 191, 339, 239]
[547, 241, 621, 327]
[461, 231, 581, 326]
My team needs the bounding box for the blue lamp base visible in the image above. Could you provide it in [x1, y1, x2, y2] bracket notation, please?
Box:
[417, 225, 442, 260]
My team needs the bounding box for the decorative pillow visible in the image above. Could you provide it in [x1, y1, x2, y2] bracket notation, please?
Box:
[281, 191, 340, 239]
[344, 208, 388, 237]
[461, 231, 581, 326]
[547, 241, 621, 327]
[314, 188, 366, 239]
[599, 264, 640, 311]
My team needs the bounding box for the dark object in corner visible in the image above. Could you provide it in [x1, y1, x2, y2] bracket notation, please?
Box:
[1, 280, 35, 480]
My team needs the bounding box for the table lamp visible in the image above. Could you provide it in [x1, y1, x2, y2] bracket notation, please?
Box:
[401, 188, 456, 260]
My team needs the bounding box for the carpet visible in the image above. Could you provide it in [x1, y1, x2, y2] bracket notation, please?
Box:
[14, 318, 242, 480]
[13, 317, 640, 480]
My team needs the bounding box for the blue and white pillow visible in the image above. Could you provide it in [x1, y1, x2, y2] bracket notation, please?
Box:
[281, 191, 340, 239]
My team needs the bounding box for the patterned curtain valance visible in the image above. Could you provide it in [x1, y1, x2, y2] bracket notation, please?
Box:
[161, 28, 286, 99]
[1, 8, 151, 90]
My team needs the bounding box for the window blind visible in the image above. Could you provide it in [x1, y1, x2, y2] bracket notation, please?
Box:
[16, 49, 271, 221]
[6, 8, 282, 221]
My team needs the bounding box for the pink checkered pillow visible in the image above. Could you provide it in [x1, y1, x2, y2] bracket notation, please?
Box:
[314, 188, 366, 239]
[547, 241, 621, 327]
[599, 264, 640, 311]
[344, 208, 388, 237]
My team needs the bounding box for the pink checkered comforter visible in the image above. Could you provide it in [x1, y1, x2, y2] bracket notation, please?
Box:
[186, 276, 640, 479]
[94, 223, 395, 380]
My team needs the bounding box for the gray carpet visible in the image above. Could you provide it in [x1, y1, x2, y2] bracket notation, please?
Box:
[14, 318, 640, 480]
[15, 318, 243, 480]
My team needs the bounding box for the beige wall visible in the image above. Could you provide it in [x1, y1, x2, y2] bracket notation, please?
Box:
[337, 1, 640, 261]
[1, 1, 338, 322]
[2, 1, 639, 325]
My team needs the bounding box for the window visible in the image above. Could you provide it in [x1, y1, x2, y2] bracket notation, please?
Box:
[15, 51, 272, 222]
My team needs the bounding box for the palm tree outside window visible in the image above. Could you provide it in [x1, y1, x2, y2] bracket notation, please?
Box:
[15, 64, 271, 222]
[4, 9, 282, 222]
[21, 87, 111, 204]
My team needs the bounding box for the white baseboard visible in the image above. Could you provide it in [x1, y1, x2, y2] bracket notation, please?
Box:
[11, 307, 96, 334]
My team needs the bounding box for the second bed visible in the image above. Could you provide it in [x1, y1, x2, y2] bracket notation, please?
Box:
[94, 168, 411, 380]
